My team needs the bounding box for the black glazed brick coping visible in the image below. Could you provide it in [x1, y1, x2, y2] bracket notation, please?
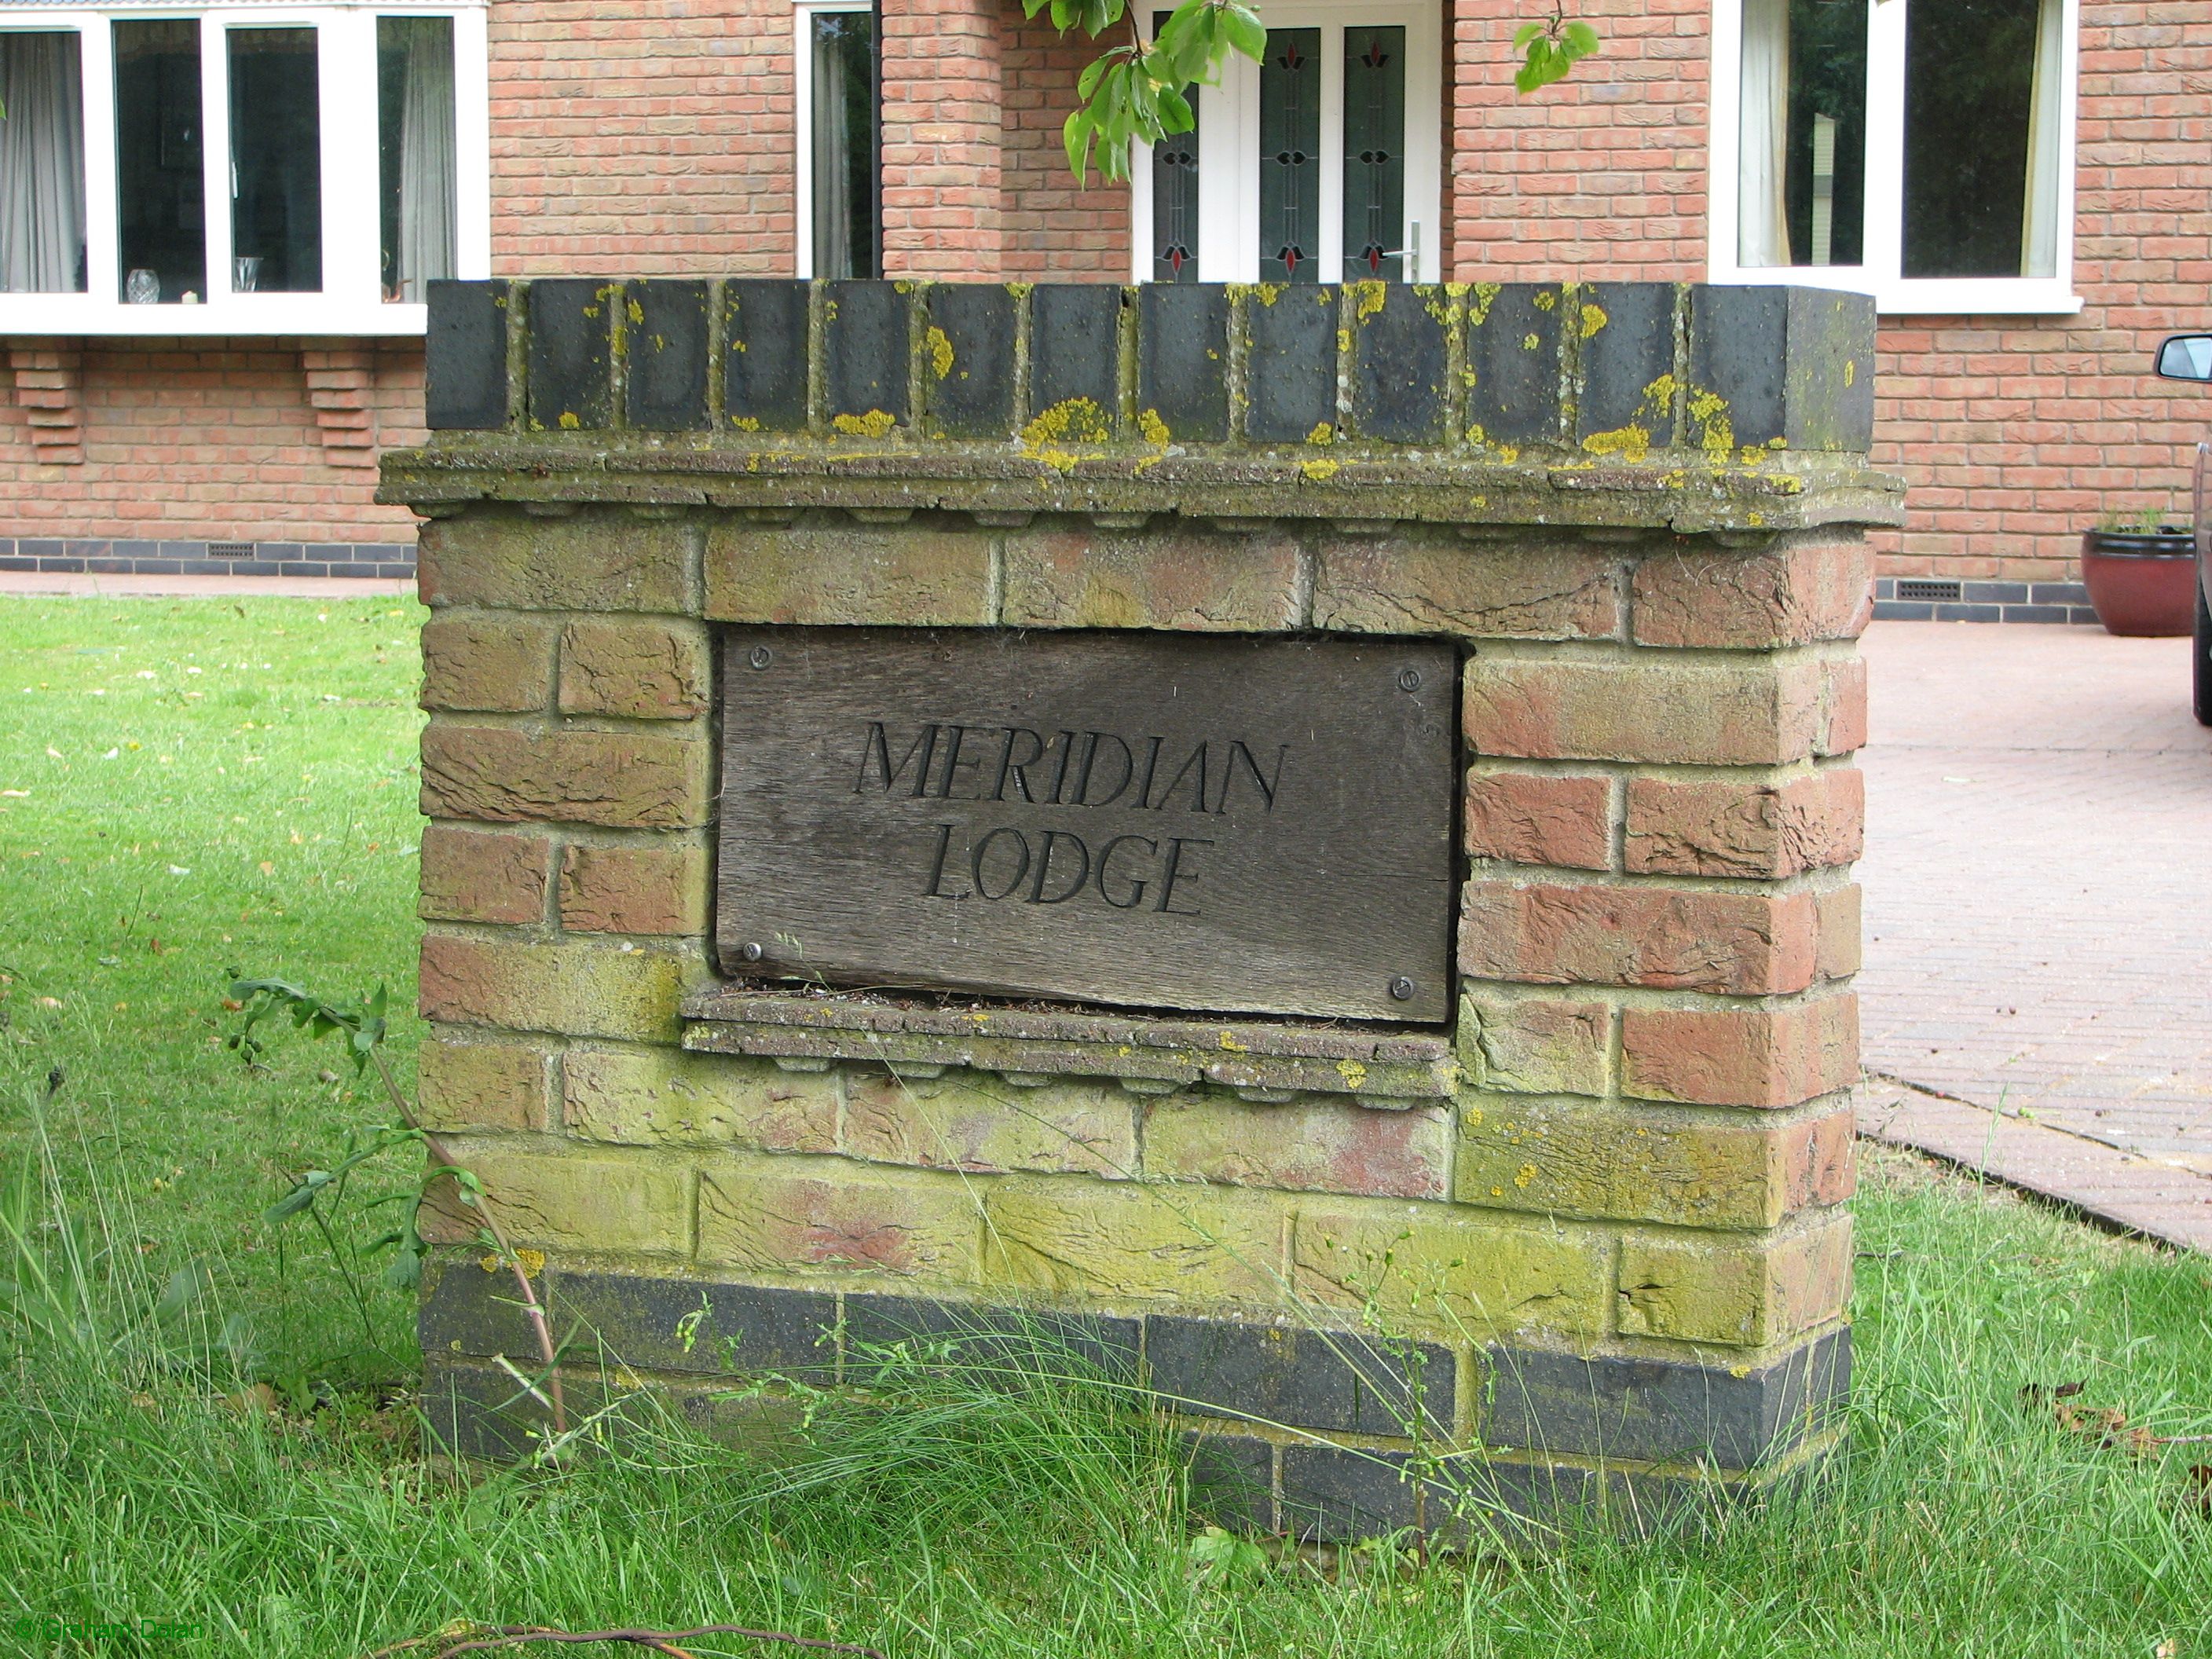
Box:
[1183, 1431, 1276, 1532]
[1145, 1314, 1453, 1439]
[824, 279, 911, 430]
[1688, 286, 1876, 452]
[1030, 283, 1123, 422]
[552, 1272, 840, 1381]
[844, 1295, 1142, 1382]
[1348, 286, 1451, 444]
[526, 278, 614, 432]
[925, 284, 1019, 440]
[421, 278, 1879, 457]
[0, 538, 414, 578]
[424, 278, 507, 430]
[1577, 281, 1679, 449]
[1245, 285, 1339, 442]
[1138, 284, 1232, 441]
[723, 280, 811, 432]
[1481, 1331, 1850, 1468]
[625, 278, 712, 431]
[418, 1269, 1844, 1478]
[1466, 284, 1566, 449]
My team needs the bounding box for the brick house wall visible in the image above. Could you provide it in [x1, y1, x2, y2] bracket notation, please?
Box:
[3, 0, 2205, 595]
[1442, 0, 2212, 605]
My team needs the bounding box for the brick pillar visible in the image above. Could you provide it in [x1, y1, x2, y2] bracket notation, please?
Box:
[8, 340, 87, 465]
[879, 0, 1005, 276]
[390, 276, 1892, 1533]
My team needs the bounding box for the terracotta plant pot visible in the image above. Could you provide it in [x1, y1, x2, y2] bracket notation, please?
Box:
[2081, 529, 2197, 637]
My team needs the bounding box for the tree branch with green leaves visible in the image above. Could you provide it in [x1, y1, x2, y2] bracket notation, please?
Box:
[1049, 0, 1597, 184]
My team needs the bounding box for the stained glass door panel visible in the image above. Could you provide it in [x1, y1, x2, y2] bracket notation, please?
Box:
[1342, 25, 1404, 280]
[1258, 27, 1320, 282]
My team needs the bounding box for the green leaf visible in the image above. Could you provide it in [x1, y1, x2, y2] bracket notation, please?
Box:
[1220, 4, 1266, 63]
[1188, 1525, 1269, 1578]
[1512, 20, 1545, 49]
[154, 1262, 207, 1324]
[1562, 20, 1600, 56]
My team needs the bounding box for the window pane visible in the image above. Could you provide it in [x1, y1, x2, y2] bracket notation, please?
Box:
[1903, 0, 2061, 278]
[1737, 0, 1866, 268]
[1342, 25, 1405, 280]
[114, 18, 204, 304]
[1258, 27, 1320, 283]
[1150, 12, 1199, 283]
[229, 27, 321, 292]
[811, 12, 877, 280]
[379, 16, 456, 302]
[1, 32, 88, 293]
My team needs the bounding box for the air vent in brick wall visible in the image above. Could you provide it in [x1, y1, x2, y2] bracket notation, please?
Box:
[207, 542, 255, 558]
[422, 277, 1880, 458]
[1895, 579, 1963, 602]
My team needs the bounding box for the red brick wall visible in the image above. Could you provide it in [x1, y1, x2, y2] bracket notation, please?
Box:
[1001, 3, 1130, 280]
[1868, 3, 2212, 584]
[490, 0, 796, 275]
[1447, 0, 1712, 280]
[1440, 0, 2212, 586]
[5, 0, 2205, 577]
[0, 341, 423, 545]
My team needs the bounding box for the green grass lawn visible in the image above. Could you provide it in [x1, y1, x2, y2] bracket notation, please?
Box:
[2, 595, 2210, 1658]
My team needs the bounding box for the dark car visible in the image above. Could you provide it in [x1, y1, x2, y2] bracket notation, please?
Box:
[2152, 334, 2212, 725]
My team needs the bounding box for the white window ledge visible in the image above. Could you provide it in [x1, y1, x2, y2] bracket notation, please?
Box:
[0, 298, 429, 338]
[1706, 268, 2086, 320]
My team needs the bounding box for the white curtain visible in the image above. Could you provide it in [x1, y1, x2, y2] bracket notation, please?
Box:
[0, 33, 87, 293]
[394, 20, 456, 303]
[2020, 0, 2064, 278]
[1737, 0, 1792, 268]
[811, 20, 855, 280]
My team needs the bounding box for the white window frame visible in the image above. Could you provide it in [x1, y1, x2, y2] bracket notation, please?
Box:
[1128, 0, 1443, 284]
[1708, 0, 2082, 317]
[791, 0, 869, 280]
[0, 0, 489, 336]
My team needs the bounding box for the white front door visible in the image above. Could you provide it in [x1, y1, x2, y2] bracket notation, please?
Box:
[1131, 0, 1443, 284]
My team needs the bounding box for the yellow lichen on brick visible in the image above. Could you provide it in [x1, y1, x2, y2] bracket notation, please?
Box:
[1468, 281, 1502, 325]
[728, 415, 760, 432]
[558, 411, 580, 430]
[832, 409, 896, 438]
[1137, 408, 1171, 445]
[1352, 281, 1386, 321]
[1532, 288, 1557, 311]
[1020, 397, 1112, 474]
[1580, 302, 1608, 338]
[1301, 459, 1340, 481]
[1292, 1202, 1609, 1340]
[925, 326, 954, 381]
[627, 298, 644, 324]
[1306, 422, 1335, 445]
[983, 1177, 1285, 1304]
[1581, 424, 1650, 462]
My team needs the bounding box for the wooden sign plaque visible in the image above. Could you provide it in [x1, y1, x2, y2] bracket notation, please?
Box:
[714, 627, 1457, 1023]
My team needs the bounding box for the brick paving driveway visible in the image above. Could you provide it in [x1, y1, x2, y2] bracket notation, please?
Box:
[1856, 620, 2212, 1247]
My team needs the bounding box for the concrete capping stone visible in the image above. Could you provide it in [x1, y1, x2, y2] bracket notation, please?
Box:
[415, 1268, 1841, 1534]
[404, 280, 1900, 536]
[681, 987, 1458, 1101]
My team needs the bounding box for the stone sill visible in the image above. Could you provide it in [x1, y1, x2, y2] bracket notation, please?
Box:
[679, 987, 1459, 1105]
[382, 441, 1906, 536]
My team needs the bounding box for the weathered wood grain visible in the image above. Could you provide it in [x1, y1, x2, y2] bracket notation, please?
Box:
[715, 627, 1457, 1021]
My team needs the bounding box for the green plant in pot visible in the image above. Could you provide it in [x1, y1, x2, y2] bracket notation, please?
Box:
[2082, 501, 2195, 637]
